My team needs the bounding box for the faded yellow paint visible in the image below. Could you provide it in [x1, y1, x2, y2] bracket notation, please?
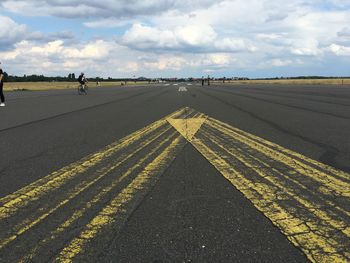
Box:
[0, 107, 191, 251]
[167, 117, 206, 141]
[0, 124, 172, 250]
[207, 118, 350, 198]
[189, 115, 350, 263]
[0, 120, 165, 219]
[1, 107, 349, 263]
[0, 107, 188, 218]
[56, 135, 184, 262]
[19, 130, 178, 262]
[190, 137, 349, 262]
[200, 127, 349, 233]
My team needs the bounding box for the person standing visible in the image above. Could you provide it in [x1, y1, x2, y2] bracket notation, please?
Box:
[0, 67, 5, 107]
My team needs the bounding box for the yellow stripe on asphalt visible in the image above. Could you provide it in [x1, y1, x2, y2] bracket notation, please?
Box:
[0, 107, 188, 220]
[190, 136, 349, 263]
[200, 126, 349, 240]
[1, 107, 349, 263]
[211, 118, 350, 183]
[181, 114, 349, 263]
[0, 124, 172, 250]
[0, 108, 191, 251]
[19, 130, 179, 262]
[0, 120, 164, 219]
[207, 118, 349, 198]
[56, 135, 184, 262]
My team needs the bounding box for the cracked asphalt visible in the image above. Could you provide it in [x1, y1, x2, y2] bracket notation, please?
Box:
[0, 83, 349, 262]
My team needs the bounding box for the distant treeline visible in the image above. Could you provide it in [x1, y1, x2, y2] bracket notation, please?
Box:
[2, 73, 350, 82]
[2, 73, 152, 82]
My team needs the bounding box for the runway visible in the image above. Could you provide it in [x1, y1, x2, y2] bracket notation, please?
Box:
[0, 83, 349, 262]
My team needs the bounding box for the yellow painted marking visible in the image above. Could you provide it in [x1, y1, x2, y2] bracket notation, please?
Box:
[190, 137, 349, 262]
[207, 118, 350, 198]
[1, 107, 349, 263]
[167, 117, 206, 141]
[0, 107, 188, 220]
[19, 130, 178, 262]
[211, 118, 350, 183]
[200, 127, 349, 236]
[0, 124, 172, 250]
[0, 121, 164, 219]
[56, 135, 184, 262]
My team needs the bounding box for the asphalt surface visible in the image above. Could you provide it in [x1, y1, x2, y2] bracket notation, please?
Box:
[0, 83, 349, 262]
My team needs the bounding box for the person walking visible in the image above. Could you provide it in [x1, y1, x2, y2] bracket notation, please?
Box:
[0, 67, 5, 107]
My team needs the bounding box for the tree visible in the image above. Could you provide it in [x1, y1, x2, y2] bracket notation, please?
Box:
[3, 72, 8, 82]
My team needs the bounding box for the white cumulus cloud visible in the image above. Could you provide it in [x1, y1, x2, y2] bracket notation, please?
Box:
[0, 16, 27, 49]
[121, 23, 255, 53]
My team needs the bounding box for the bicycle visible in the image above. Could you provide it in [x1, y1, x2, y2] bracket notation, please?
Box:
[77, 83, 88, 95]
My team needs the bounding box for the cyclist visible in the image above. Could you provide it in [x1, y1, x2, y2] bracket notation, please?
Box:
[77, 72, 88, 94]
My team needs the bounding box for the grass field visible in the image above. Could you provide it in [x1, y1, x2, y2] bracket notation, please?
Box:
[212, 78, 350, 85]
[4, 81, 149, 91]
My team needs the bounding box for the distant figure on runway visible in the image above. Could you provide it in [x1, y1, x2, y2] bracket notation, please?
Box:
[78, 72, 88, 94]
[202, 77, 204, 86]
[0, 67, 5, 107]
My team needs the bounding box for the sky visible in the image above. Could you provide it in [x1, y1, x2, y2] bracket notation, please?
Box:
[1, 0, 350, 78]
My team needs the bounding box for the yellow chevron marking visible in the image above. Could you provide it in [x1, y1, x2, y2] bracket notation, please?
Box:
[0, 107, 349, 263]
[167, 117, 206, 141]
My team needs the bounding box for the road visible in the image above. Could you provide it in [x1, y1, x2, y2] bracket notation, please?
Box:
[0, 83, 349, 262]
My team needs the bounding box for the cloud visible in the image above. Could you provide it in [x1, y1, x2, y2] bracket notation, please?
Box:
[328, 44, 350, 56]
[27, 31, 75, 43]
[120, 23, 255, 53]
[84, 18, 133, 28]
[0, 39, 115, 75]
[2, 0, 350, 77]
[0, 37, 240, 77]
[337, 27, 350, 37]
[268, 59, 293, 67]
[0, 16, 27, 49]
[290, 39, 323, 56]
[1, 0, 224, 18]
